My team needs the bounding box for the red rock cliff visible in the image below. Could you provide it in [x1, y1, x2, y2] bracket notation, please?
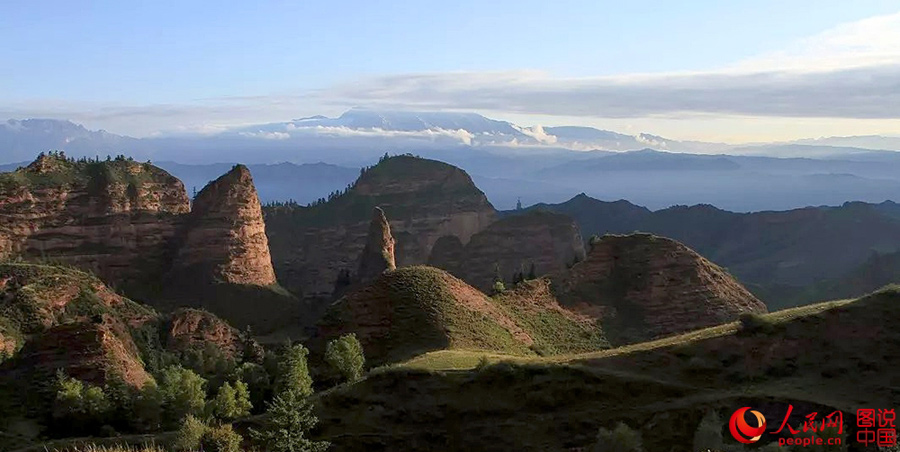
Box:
[172, 164, 277, 286]
[356, 207, 396, 285]
[552, 233, 767, 344]
[0, 154, 190, 288]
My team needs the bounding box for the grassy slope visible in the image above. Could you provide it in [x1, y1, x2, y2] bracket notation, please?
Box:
[18, 290, 892, 451]
[319, 266, 534, 365]
[314, 290, 897, 451]
[319, 267, 612, 367]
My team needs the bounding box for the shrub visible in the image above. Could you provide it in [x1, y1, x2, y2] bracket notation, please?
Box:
[200, 423, 243, 452]
[53, 371, 111, 431]
[208, 380, 252, 421]
[250, 390, 329, 452]
[174, 415, 207, 451]
[324, 333, 366, 382]
[158, 365, 207, 425]
[737, 313, 777, 335]
[275, 344, 313, 397]
[593, 422, 643, 452]
[235, 362, 270, 412]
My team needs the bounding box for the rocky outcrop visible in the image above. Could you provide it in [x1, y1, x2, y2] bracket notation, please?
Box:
[429, 210, 586, 292]
[17, 317, 153, 388]
[0, 262, 155, 334]
[172, 165, 276, 286]
[552, 233, 767, 344]
[265, 155, 497, 300]
[165, 308, 246, 359]
[0, 154, 190, 289]
[356, 207, 396, 285]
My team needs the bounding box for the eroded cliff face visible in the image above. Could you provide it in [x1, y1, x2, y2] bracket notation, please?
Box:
[0, 154, 190, 288]
[552, 233, 767, 344]
[265, 155, 497, 300]
[171, 164, 277, 286]
[16, 317, 153, 388]
[429, 210, 586, 292]
[165, 308, 246, 359]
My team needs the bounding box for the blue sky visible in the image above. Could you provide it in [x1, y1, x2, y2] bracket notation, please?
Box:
[2, 1, 899, 140]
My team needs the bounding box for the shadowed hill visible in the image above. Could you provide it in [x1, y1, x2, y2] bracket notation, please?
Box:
[312, 287, 899, 451]
[429, 209, 585, 292]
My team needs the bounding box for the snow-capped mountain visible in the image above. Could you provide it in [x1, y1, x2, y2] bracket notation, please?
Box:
[2, 110, 899, 165]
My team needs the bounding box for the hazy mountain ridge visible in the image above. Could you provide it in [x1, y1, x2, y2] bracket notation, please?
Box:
[6, 112, 900, 211]
[4, 110, 899, 164]
[516, 193, 900, 308]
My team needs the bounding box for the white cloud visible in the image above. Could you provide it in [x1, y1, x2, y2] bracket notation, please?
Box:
[733, 12, 900, 71]
[317, 12, 900, 120]
[636, 133, 669, 149]
[289, 125, 475, 145]
[512, 124, 558, 145]
[4, 12, 900, 141]
[238, 130, 291, 140]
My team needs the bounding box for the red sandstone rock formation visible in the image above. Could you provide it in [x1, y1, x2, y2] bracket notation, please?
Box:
[356, 207, 396, 284]
[165, 308, 245, 358]
[172, 164, 276, 286]
[0, 154, 190, 288]
[552, 233, 767, 343]
[17, 317, 153, 388]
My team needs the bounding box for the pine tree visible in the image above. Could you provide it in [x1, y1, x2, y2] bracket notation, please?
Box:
[250, 390, 329, 452]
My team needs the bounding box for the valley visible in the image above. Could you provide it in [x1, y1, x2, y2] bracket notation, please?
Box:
[0, 152, 896, 451]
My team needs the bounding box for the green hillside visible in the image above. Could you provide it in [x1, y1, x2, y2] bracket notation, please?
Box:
[312, 288, 900, 451]
[318, 266, 608, 366]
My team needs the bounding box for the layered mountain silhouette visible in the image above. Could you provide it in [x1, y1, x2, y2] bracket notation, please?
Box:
[521, 193, 900, 308]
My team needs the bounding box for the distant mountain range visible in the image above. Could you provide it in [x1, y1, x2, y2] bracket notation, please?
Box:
[512, 194, 900, 309]
[4, 110, 900, 211]
[4, 110, 899, 162]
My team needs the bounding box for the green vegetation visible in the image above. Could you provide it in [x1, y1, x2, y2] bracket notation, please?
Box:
[310, 287, 898, 450]
[324, 333, 365, 382]
[493, 279, 608, 355]
[251, 341, 329, 452]
[0, 261, 155, 335]
[251, 390, 329, 452]
[0, 152, 165, 193]
[197, 424, 242, 452]
[274, 343, 313, 397]
[53, 372, 113, 435]
[692, 410, 723, 451]
[172, 415, 205, 451]
[158, 366, 207, 426]
[321, 266, 532, 365]
[207, 381, 252, 421]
